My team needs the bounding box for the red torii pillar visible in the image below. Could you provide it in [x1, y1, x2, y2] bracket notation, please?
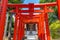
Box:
[44, 6, 50, 40]
[37, 13, 45, 40]
[13, 7, 19, 40]
[57, 0, 60, 20]
[0, 0, 8, 40]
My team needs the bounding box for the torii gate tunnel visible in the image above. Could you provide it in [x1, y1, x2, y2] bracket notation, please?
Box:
[0, 0, 60, 40]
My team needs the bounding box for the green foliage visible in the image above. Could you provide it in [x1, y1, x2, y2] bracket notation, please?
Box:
[48, 12, 57, 25]
[50, 20, 60, 39]
[40, 0, 56, 3]
[8, 0, 22, 3]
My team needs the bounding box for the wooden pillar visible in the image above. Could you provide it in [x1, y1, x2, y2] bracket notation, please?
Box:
[0, 0, 8, 40]
[44, 6, 50, 40]
[57, 0, 60, 20]
[18, 11, 24, 40]
[38, 14, 42, 40]
[38, 13, 45, 40]
[41, 13, 45, 40]
[13, 7, 20, 40]
[18, 20, 24, 40]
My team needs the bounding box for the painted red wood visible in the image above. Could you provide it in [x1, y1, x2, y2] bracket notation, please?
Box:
[13, 7, 19, 40]
[44, 6, 50, 40]
[0, 0, 8, 40]
[57, 0, 60, 20]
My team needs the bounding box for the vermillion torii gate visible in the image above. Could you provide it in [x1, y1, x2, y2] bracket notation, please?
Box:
[0, 0, 60, 40]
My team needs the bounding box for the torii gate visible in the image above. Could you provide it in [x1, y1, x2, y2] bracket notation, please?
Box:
[0, 0, 60, 40]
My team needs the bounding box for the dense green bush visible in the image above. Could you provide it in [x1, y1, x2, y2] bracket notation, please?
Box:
[50, 20, 60, 39]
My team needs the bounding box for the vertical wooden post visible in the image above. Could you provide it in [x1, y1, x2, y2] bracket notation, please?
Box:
[13, 7, 20, 40]
[38, 13, 45, 40]
[57, 0, 60, 20]
[0, 0, 8, 40]
[44, 6, 50, 40]
[18, 20, 24, 40]
[41, 13, 45, 40]
[18, 10, 24, 40]
[38, 14, 42, 40]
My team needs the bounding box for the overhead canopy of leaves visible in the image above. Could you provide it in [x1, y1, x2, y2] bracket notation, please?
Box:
[8, 0, 22, 3]
[40, 0, 56, 3]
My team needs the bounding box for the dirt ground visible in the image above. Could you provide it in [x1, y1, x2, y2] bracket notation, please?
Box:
[3, 37, 60, 40]
[3, 37, 13, 40]
[52, 38, 60, 40]
[3, 37, 8, 40]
